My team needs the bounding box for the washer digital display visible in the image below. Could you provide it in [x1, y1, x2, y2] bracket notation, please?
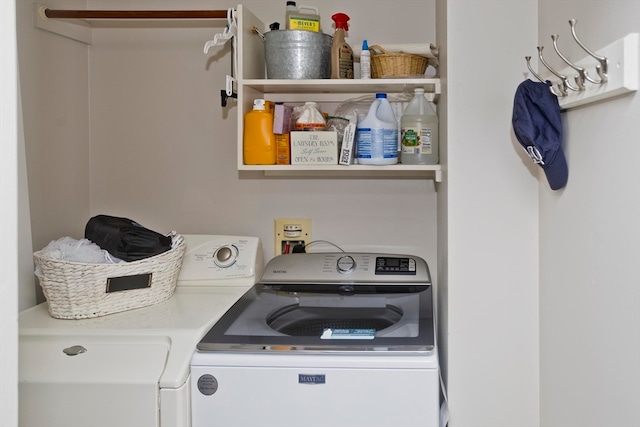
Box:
[375, 257, 416, 275]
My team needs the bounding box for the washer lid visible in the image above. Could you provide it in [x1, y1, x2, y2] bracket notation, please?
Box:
[197, 283, 435, 353]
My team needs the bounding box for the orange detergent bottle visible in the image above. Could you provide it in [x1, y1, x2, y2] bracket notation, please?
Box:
[243, 99, 277, 165]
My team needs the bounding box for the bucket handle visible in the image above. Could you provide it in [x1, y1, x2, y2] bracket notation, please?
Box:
[297, 5, 319, 15]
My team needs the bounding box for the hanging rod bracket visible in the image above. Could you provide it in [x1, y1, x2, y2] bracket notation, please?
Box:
[220, 90, 237, 108]
[35, 4, 93, 44]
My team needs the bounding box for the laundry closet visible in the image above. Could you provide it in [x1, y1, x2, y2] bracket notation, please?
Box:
[13, 0, 640, 426]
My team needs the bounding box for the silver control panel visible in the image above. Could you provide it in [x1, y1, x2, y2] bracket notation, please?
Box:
[259, 252, 430, 284]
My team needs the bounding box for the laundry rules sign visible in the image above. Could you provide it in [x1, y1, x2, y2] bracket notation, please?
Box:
[290, 131, 338, 165]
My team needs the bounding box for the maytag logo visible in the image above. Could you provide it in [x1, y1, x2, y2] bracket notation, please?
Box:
[298, 374, 325, 385]
[272, 269, 287, 274]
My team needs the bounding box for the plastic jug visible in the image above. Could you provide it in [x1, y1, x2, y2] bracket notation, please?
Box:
[400, 88, 439, 164]
[285, 2, 321, 32]
[243, 99, 276, 165]
[356, 93, 398, 165]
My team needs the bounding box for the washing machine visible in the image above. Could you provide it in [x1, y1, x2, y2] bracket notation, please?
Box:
[191, 252, 440, 427]
[18, 235, 263, 427]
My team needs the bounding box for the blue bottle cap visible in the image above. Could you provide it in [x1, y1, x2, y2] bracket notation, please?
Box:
[376, 93, 387, 98]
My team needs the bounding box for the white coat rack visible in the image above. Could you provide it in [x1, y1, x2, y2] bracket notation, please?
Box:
[525, 20, 638, 111]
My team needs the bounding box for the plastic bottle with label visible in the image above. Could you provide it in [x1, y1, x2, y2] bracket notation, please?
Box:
[285, 2, 321, 32]
[295, 101, 326, 130]
[285, 1, 297, 26]
[360, 40, 371, 79]
[400, 88, 439, 164]
[330, 13, 354, 79]
[243, 99, 276, 165]
[356, 93, 398, 165]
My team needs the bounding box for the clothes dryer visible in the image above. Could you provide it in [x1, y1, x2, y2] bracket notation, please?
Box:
[19, 235, 263, 427]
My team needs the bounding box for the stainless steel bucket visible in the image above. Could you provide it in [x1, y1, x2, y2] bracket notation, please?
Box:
[264, 30, 332, 79]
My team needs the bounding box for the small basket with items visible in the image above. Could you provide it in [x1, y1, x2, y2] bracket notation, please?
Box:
[369, 45, 429, 78]
[34, 215, 185, 319]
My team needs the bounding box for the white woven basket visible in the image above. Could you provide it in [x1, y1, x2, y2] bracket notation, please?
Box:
[34, 235, 186, 319]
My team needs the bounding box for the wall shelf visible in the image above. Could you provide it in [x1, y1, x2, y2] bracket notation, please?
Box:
[242, 79, 441, 96]
[239, 164, 443, 181]
[236, 5, 442, 181]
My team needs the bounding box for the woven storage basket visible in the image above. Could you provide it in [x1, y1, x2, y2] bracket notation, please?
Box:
[369, 45, 428, 78]
[34, 235, 186, 319]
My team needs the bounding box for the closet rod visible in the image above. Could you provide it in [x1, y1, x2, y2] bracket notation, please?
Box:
[43, 8, 228, 20]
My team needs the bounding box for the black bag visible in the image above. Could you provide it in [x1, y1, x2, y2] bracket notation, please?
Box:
[85, 215, 172, 262]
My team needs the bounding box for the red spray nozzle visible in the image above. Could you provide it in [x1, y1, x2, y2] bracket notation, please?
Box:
[331, 13, 350, 31]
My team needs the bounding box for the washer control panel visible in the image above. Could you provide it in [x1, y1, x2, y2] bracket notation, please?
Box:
[260, 252, 430, 284]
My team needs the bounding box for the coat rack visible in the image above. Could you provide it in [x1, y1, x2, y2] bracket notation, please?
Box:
[525, 19, 638, 110]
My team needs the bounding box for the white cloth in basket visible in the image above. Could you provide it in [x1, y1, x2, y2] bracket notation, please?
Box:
[35, 237, 123, 275]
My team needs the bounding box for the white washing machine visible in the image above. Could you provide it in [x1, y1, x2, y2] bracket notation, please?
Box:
[191, 252, 440, 427]
[19, 235, 263, 427]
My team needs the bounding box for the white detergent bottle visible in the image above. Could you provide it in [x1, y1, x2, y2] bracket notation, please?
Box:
[356, 93, 398, 165]
[400, 88, 439, 164]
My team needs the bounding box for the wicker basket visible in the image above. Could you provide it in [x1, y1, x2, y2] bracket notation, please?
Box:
[369, 45, 428, 78]
[34, 235, 186, 319]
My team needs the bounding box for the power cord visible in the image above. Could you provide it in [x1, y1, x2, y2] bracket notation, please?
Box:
[295, 240, 345, 253]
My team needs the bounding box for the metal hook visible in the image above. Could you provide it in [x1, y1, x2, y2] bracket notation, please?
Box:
[569, 19, 608, 83]
[525, 56, 545, 82]
[525, 56, 566, 97]
[550, 34, 589, 89]
[537, 45, 581, 92]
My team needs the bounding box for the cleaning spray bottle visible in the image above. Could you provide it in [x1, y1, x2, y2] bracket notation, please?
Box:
[330, 13, 354, 79]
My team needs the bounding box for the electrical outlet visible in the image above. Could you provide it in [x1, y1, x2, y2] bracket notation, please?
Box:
[274, 218, 312, 255]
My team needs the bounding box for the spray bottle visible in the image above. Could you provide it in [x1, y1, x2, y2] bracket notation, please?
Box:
[360, 40, 371, 79]
[330, 13, 354, 79]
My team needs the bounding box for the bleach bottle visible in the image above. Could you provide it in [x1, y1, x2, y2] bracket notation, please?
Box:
[356, 93, 398, 165]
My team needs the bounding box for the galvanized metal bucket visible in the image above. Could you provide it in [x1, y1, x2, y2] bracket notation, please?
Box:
[264, 30, 332, 79]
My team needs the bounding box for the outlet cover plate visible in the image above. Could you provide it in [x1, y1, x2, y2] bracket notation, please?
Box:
[274, 218, 312, 255]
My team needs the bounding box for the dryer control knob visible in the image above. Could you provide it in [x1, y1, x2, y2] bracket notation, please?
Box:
[213, 245, 238, 268]
[337, 255, 356, 274]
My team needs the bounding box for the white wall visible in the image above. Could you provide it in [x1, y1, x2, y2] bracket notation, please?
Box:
[1, 0, 19, 424]
[16, 0, 91, 304]
[537, 2, 640, 425]
[85, 0, 439, 263]
[444, 0, 540, 425]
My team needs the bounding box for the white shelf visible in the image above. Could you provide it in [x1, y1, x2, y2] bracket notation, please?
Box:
[238, 164, 443, 181]
[236, 5, 442, 181]
[242, 78, 441, 95]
